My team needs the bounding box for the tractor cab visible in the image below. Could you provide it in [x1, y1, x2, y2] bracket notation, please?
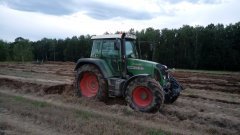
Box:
[90, 34, 139, 77]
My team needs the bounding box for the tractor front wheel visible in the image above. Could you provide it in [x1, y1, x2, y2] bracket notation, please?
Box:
[76, 64, 108, 101]
[125, 77, 164, 113]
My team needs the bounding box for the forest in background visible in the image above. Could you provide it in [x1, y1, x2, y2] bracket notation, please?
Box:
[0, 22, 239, 71]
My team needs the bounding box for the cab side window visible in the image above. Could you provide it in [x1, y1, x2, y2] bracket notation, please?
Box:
[126, 41, 136, 58]
[91, 40, 101, 57]
[102, 40, 118, 57]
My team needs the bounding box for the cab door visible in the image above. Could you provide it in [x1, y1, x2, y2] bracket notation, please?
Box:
[101, 40, 121, 76]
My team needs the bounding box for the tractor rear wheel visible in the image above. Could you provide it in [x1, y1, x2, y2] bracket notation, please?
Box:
[76, 64, 108, 101]
[125, 77, 164, 113]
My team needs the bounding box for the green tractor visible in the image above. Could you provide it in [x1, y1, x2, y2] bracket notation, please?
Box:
[75, 33, 183, 113]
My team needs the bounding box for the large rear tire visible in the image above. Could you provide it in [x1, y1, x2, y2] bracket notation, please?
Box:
[125, 77, 164, 113]
[76, 64, 108, 101]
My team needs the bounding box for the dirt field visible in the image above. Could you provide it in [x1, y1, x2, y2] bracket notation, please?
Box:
[0, 62, 239, 135]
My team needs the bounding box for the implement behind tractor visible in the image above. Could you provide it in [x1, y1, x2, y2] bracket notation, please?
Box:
[75, 33, 183, 113]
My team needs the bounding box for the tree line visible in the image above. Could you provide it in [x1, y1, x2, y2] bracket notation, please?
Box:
[0, 22, 239, 71]
[0, 36, 91, 62]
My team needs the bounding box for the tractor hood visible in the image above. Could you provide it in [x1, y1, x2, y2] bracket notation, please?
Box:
[127, 58, 160, 76]
[127, 58, 169, 86]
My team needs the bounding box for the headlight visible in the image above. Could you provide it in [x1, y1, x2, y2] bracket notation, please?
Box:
[156, 64, 169, 80]
[163, 65, 168, 70]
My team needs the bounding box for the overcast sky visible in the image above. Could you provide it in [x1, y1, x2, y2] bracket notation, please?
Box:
[0, 0, 239, 41]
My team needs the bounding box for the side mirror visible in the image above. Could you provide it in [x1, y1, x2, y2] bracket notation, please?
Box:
[114, 39, 120, 50]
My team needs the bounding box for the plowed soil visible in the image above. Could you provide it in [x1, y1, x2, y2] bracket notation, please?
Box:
[0, 62, 239, 135]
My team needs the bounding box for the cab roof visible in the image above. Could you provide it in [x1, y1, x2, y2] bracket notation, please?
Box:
[91, 33, 136, 40]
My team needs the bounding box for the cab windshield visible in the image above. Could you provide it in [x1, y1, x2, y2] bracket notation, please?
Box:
[125, 40, 138, 59]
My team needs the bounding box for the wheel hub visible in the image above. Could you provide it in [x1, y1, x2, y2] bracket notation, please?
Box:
[80, 72, 99, 97]
[90, 81, 97, 88]
[132, 86, 153, 107]
[140, 92, 147, 100]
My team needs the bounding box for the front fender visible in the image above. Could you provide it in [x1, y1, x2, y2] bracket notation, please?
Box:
[122, 74, 151, 96]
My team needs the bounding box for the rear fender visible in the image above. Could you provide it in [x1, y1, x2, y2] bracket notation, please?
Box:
[75, 58, 113, 78]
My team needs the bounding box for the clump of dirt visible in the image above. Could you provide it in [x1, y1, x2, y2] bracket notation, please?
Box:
[0, 78, 43, 94]
[0, 122, 27, 135]
[44, 84, 74, 96]
[0, 77, 74, 96]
